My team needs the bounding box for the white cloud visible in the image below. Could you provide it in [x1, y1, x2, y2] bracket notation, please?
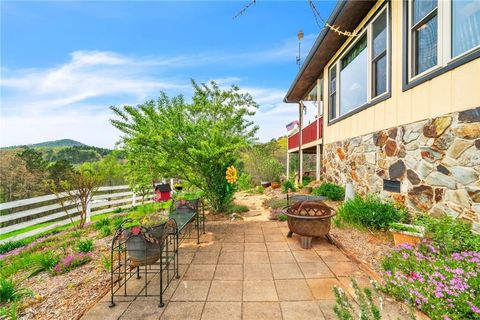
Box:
[1, 33, 314, 147]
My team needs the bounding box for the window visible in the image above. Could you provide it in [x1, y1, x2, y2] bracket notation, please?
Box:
[329, 66, 336, 120]
[328, 5, 390, 122]
[452, 0, 480, 57]
[406, 0, 480, 82]
[340, 35, 368, 115]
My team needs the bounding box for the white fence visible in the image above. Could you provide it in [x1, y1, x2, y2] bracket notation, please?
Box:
[0, 185, 153, 244]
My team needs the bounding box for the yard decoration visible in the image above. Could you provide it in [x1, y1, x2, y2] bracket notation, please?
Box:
[226, 165, 238, 184]
[389, 223, 425, 246]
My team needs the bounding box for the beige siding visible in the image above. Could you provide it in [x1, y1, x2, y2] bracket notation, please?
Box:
[322, 0, 480, 145]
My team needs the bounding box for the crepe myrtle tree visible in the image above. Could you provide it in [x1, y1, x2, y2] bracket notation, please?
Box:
[111, 80, 258, 212]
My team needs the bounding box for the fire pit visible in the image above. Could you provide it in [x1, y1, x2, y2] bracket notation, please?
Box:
[283, 201, 336, 249]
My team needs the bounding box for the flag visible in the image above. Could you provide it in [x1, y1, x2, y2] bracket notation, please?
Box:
[286, 120, 299, 131]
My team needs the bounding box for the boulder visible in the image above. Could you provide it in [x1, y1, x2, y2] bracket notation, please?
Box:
[423, 116, 452, 138]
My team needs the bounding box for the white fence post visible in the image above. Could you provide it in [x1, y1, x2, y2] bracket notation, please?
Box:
[85, 197, 92, 223]
[132, 192, 137, 207]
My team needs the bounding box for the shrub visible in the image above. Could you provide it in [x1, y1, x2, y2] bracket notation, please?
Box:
[100, 226, 113, 238]
[113, 207, 123, 213]
[0, 240, 26, 255]
[256, 186, 265, 194]
[277, 214, 288, 222]
[382, 242, 480, 319]
[333, 279, 382, 320]
[336, 194, 407, 230]
[312, 182, 345, 201]
[53, 253, 93, 274]
[282, 180, 296, 193]
[301, 176, 313, 187]
[264, 198, 288, 209]
[226, 204, 250, 214]
[0, 277, 31, 303]
[415, 215, 480, 254]
[94, 217, 110, 230]
[29, 251, 59, 277]
[237, 173, 253, 191]
[76, 239, 94, 253]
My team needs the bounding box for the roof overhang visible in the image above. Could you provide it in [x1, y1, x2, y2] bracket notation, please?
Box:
[284, 0, 377, 103]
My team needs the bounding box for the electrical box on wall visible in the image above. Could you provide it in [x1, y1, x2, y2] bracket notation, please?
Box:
[383, 179, 401, 193]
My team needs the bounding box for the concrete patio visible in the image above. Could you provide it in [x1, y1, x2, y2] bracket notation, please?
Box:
[82, 220, 408, 320]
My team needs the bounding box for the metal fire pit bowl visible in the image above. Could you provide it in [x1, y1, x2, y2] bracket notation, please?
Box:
[283, 201, 336, 249]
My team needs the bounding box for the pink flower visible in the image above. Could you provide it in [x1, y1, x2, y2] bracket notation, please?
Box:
[131, 227, 141, 235]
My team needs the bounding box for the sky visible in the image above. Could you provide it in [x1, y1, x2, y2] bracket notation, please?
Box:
[1, 0, 336, 148]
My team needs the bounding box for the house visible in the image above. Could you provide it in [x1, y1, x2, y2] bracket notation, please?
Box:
[284, 0, 480, 228]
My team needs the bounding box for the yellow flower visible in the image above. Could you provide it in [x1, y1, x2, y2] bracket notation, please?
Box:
[226, 165, 238, 184]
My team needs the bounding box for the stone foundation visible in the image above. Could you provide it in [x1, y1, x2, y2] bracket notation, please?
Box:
[322, 106, 480, 230]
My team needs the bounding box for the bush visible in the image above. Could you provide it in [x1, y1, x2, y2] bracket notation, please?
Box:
[312, 182, 345, 201]
[237, 173, 253, 191]
[301, 176, 313, 187]
[256, 186, 265, 194]
[282, 180, 296, 193]
[29, 251, 59, 277]
[382, 242, 480, 319]
[94, 217, 110, 230]
[0, 240, 26, 255]
[336, 194, 407, 230]
[264, 198, 288, 209]
[415, 215, 480, 253]
[100, 225, 113, 238]
[0, 277, 31, 303]
[53, 253, 93, 274]
[226, 204, 249, 214]
[76, 239, 94, 253]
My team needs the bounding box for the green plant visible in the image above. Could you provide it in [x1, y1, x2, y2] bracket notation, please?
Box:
[277, 214, 288, 222]
[0, 277, 31, 304]
[0, 301, 18, 320]
[113, 207, 123, 213]
[414, 215, 480, 253]
[264, 198, 288, 209]
[53, 253, 93, 274]
[94, 217, 110, 230]
[312, 182, 345, 201]
[76, 239, 94, 253]
[0, 240, 26, 255]
[100, 225, 113, 238]
[256, 185, 265, 194]
[336, 194, 407, 230]
[237, 173, 253, 191]
[29, 251, 59, 277]
[226, 204, 250, 215]
[389, 222, 424, 234]
[282, 180, 296, 193]
[301, 176, 313, 187]
[333, 279, 382, 320]
[70, 230, 83, 239]
[100, 254, 111, 272]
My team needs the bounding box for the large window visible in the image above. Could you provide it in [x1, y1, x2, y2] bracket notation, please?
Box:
[328, 6, 389, 121]
[407, 0, 480, 81]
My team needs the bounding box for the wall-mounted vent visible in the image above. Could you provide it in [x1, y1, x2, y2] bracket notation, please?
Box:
[383, 179, 400, 193]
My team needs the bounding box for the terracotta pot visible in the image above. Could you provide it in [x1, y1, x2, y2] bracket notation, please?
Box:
[391, 232, 423, 246]
[271, 182, 281, 189]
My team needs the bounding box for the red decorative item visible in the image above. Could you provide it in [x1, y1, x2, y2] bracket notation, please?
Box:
[154, 183, 172, 202]
[131, 226, 141, 235]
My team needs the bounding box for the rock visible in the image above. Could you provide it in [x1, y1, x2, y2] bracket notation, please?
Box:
[449, 166, 479, 185]
[434, 188, 444, 202]
[445, 189, 471, 207]
[389, 160, 406, 179]
[420, 147, 444, 163]
[405, 141, 419, 151]
[378, 159, 389, 170]
[397, 145, 406, 158]
[408, 185, 434, 211]
[425, 171, 457, 189]
[403, 123, 423, 143]
[350, 137, 362, 148]
[388, 127, 398, 139]
[441, 157, 458, 167]
[376, 168, 385, 177]
[423, 116, 452, 138]
[365, 152, 376, 165]
[373, 131, 389, 147]
[454, 124, 480, 139]
[433, 129, 455, 150]
[436, 164, 450, 176]
[447, 139, 474, 159]
[407, 169, 421, 185]
[417, 161, 434, 179]
[385, 139, 397, 157]
[457, 146, 480, 166]
[458, 107, 480, 123]
[475, 139, 480, 149]
[336, 148, 346, 160]
[467, 188, 480, 202]
[429, 203, 461, 219]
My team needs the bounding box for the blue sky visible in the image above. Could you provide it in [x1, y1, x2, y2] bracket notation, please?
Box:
[1, 1, 335, 148]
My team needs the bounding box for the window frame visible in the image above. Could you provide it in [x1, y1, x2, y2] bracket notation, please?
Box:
[403, 0, 480, 91]
[328, 4, 391, 124]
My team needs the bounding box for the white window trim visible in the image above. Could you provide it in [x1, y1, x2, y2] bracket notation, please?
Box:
[407, 0, 480, 82]
[328, 5, 390, 122]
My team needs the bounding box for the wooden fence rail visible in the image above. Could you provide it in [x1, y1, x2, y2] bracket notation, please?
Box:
[0, 185, 154, 244]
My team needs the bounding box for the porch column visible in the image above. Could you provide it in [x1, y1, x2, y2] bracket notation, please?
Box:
[286, 151, 290, 179]
[298, 102, 303, 185]
[316, 144, 321, 181]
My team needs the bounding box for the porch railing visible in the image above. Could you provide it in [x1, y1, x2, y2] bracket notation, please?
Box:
[288, 117, 323, 151]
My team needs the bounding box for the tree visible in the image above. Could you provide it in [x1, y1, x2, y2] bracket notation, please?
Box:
[0, 154, 36, 202]
[241, 140, 284, 184]
[47, 159, 75, 187]
[111, 80, 258, 212]
[16, 148, 47, 173]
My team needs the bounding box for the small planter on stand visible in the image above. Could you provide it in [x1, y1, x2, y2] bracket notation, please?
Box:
[389, 223, 425, 246]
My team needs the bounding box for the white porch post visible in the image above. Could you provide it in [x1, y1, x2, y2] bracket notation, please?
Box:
[286, 150, 290, 179]
[298, 102, 303, 185]
[316, 79, 323, 181]
[316, 145, 321, 181]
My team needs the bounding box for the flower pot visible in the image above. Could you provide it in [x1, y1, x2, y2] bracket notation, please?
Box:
[126, 223, 166, 267]
[260, 181, 271, 188]
[389, 224, 425, 246]
[271, 182, 281, 189]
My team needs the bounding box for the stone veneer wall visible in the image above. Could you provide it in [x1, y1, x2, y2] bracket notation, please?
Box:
[322, 106, 480, 230]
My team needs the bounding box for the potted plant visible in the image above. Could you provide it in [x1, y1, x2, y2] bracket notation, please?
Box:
[389, 222, 425, 246]
[122, 212, 169, 267]
[173, 190, 203, 213]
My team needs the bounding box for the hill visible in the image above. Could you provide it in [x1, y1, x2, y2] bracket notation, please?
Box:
[1, 139, 87, 149]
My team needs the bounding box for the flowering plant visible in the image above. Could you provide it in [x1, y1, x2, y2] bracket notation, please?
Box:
[53, 252, 93, 275]
[226, 165, 238, 184]
[381, 242, 480, 319]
